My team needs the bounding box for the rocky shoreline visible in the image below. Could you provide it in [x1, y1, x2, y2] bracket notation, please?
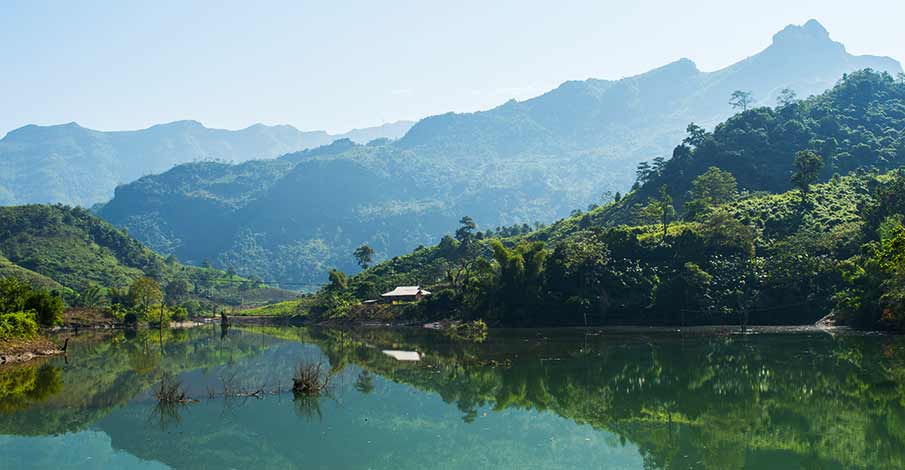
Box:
[0, 337, 64, 365]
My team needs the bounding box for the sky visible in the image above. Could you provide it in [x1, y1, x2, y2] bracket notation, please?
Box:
[1, 0, 903, 138]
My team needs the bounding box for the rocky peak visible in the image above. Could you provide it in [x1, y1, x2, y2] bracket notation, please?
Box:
[770, 19, 843, 53]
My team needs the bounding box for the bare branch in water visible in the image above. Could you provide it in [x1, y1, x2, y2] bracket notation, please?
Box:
[292, 360, 331, 396]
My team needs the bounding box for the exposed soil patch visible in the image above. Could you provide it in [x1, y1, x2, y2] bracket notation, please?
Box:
[0, 337, 63, 365]
[64, 308, 118, 329]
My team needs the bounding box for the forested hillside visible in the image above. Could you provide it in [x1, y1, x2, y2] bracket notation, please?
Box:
[0, 205, 294, 308]
[0, 120, 413, 207]
[601, 69, 905, 223]
[99, 21, 902, 288]
[320, 71, 905, 330]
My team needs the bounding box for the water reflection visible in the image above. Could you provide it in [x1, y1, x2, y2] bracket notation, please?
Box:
[0, 362, 62, 414]
[0, 326, 903, 469]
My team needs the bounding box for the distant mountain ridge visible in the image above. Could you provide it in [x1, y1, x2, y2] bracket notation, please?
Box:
[397, 19, 900, 160]
[0, 119, 414, 206]
[98, 20, 902, 287]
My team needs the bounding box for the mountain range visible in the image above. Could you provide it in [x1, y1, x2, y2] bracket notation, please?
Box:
[96, 20, 902, 287]
[0, 119, 413, 207]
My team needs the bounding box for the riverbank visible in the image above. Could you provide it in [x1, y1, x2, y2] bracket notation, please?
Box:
[0, 336, 64, 365]
[198, 315, 307, 326]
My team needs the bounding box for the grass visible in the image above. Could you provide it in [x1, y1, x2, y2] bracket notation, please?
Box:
[232, 299, 306, 317]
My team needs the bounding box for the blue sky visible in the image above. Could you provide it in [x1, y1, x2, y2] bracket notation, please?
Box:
[2, 0, 903, 137]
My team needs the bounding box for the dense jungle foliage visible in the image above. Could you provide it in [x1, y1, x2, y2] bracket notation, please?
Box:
[321, 71, 905, 330]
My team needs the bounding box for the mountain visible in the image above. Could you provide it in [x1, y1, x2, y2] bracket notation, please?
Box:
[0, 204, 295, 306]
[98, 21, 903, 287]
[0, 120, 414, 207]
[331, 70, 905, 328]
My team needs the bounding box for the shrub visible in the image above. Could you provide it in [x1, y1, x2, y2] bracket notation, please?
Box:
[170, 307, 188, 322]
[0, 311, 40, 340]
[1, 278, 65, 327]
[123, 312, 139, 326]
[25, 291, 64, 327]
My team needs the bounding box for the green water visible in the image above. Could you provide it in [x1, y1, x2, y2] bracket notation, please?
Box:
[1, 326, 904, 469]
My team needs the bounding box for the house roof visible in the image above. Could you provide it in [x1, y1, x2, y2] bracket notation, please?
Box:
[381, 286, 431, 297]
[382, 350, 421, 361]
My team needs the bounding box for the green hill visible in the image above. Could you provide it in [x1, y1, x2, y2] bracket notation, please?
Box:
[97, 21, 902, 288]
[0, 254, 66, 293]
[597, 69, 905, 225]
[323, 71, 905, 330]
[0, 204, 295, 307]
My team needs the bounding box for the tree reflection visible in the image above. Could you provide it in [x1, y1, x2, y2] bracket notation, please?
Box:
[306, 327, 905, 470]
[0, 362, 63, 414]
[354, 371, 375, 394]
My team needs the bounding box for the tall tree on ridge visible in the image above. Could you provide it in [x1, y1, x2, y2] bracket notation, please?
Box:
[777, 88, 798, 107]
[353, 244, 375, 270]
[730, 90, 754, 111]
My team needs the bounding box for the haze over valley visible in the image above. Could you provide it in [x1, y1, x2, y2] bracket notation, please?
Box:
[95, 20, 901, 286]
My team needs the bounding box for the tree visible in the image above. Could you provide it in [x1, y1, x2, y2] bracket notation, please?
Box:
[328, 269, 348, 291]
[683, 122, 707, 147]
[679, 262, 713, 324]
[25, 291, 64, 327]
[354, 371, 375, 394]
[685, 167, 738, 218]
[79, 284, 107, 308]
[700, 209, 756, 257]
[353, 244, 375, 269]
[776, 88, 798, 107]
[0, 278, 64, 327]
[651, 156, 667, 175]
[709, 255, 765, 330]
[0, 277, 32, 313]
[791, 150, 824, 200]
[545, 230, 614, 325]
[165, 280, 191, 306]
[640, 186, 676, 243]
[636, 161, 653, 185]
[488, 239, 548, 325]
[729, 90, 754, 111]
[129, 277, 163, 316]
[455, 216, 476, 244]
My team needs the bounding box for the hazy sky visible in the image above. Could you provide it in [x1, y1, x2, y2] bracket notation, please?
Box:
[2, 0, 903, 137]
